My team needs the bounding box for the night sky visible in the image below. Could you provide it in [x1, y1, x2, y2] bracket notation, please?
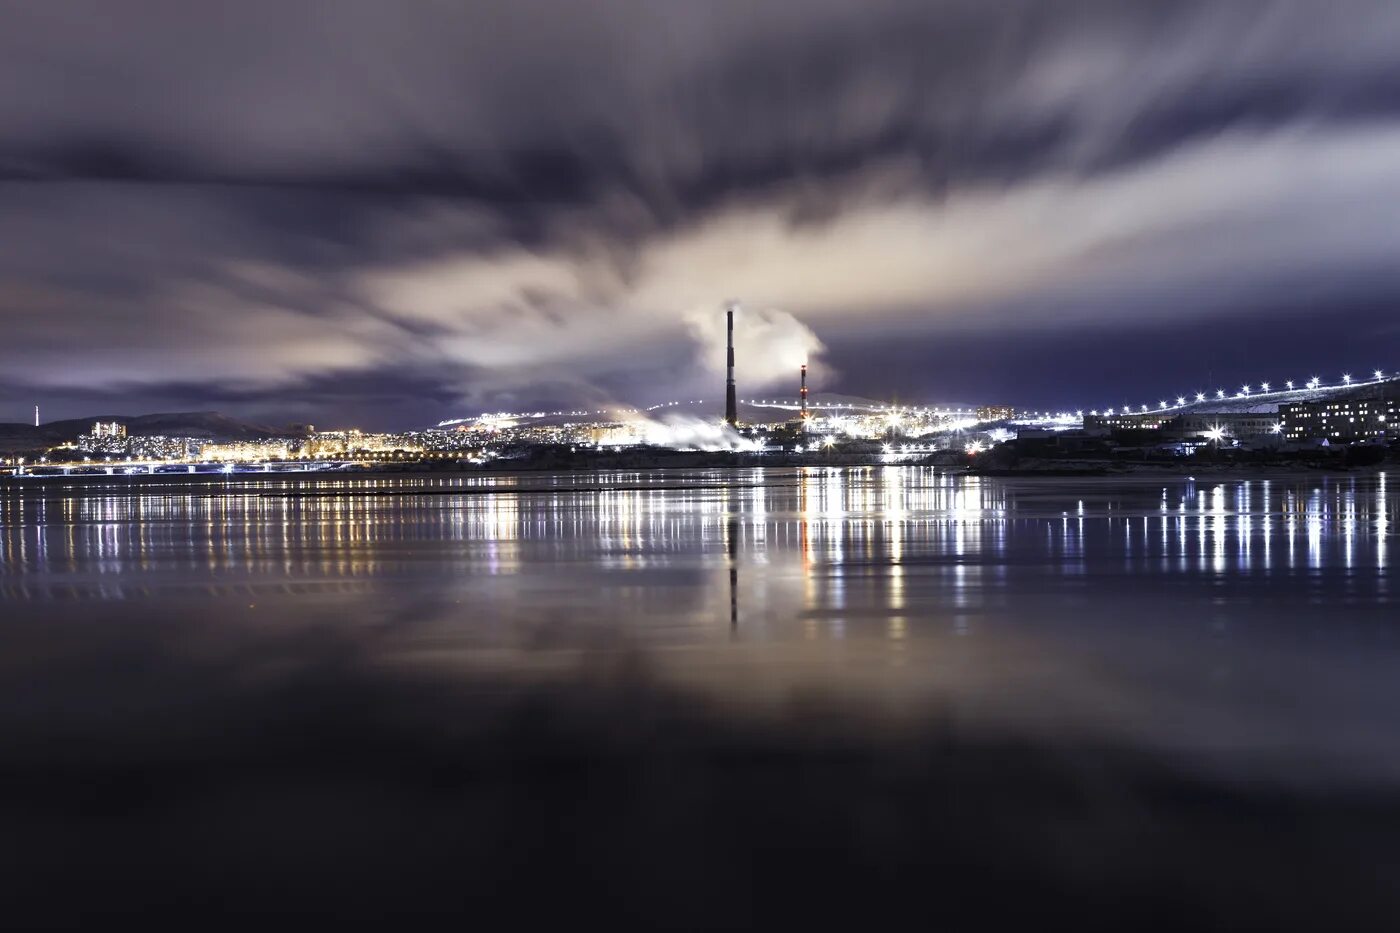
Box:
[4, 1, 1400, 428]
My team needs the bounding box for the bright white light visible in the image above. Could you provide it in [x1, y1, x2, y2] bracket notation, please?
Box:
[1176, 397, 1186, 406]
[1242, 385, 1251, 395]
[1140, 405, 1148, 412]
[1271, 422, 1283, 434]
[1216, 389, 1226, 399]
[1343, 374, 1353, 384]
[1205, 426, 1225, 442]
[1286, 380, 1294, 389]
[1159, 401, 1167, 409]
[1106, 407, 1115, 415]
[1307, 377, 1320, 389]
[1375, 369, 1385, 380]
[1260, 382, 1270, 392]
[965, 441, 984, 454]
[1195, 392, 1206, 402]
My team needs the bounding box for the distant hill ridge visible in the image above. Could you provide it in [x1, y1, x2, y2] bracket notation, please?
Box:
[0, 411, 307, 453]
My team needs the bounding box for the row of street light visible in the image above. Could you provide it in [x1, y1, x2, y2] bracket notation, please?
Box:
[1090, 370, 1387, 418]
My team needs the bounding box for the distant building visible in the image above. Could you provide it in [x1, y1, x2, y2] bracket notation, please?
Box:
[1280, 396, 1398, 442]
[1171, 413, 1280, 439]
[200, 440, 290, 461]
[1083, 412, 1170, 432]
[1083, 412, 1280, 439]
[74, 422, 138, 455]
[589, 424, 642, 446]
[300, 430, 423, 458]
[976, 405, 1016, 422]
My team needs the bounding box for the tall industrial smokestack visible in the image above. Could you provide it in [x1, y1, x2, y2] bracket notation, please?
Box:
[800, 364, 809, 420]
[724, 302, 738, 427]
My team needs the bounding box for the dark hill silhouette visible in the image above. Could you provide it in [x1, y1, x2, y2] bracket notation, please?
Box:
[0, 411, 307, 453]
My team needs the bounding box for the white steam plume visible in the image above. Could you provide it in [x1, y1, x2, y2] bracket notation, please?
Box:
[684, 304, 826, 392]
[641, 415, 760, 451]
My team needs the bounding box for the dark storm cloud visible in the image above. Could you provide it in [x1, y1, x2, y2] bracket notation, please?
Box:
[11, 2, 1400, 206]
[3, 0, 1400, 423]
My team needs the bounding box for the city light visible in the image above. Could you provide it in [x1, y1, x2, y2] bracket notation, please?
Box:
[7, 353, 1393, 483]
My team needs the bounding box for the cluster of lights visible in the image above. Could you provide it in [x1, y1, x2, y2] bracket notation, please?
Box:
[11, 366, 1392, 478]
[744, 400, 978, 418]
[643, 400, 706, 412]
[872, 442, 954, 455]
[437, 408, 613, 428]
[429, 367, 1393, 445]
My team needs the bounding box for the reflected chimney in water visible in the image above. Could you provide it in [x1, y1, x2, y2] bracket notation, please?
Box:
[726, 514, 740, 631]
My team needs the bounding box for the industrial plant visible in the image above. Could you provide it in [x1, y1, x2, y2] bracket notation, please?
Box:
[2, 304, 1397, 476]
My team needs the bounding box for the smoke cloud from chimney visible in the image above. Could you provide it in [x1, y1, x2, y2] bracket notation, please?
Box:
[686, 305, 827, 397]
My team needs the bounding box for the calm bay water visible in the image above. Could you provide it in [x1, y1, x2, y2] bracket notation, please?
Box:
[1, 467, 1397, 928]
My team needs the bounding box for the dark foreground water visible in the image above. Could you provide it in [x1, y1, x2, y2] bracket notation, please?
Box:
[1, 467, 1397, 929]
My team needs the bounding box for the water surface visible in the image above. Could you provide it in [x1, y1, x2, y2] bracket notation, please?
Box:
[2, 468, 1397, 928]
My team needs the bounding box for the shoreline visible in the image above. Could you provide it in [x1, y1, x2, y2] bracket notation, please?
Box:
[0, 459, 1387, 490]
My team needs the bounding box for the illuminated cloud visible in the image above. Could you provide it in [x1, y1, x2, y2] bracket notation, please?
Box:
[3, 0, 1400, 423]
[684, 304, 825, 390]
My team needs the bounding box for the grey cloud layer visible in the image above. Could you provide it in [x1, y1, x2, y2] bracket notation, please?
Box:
[3, 0, 1400, 418]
